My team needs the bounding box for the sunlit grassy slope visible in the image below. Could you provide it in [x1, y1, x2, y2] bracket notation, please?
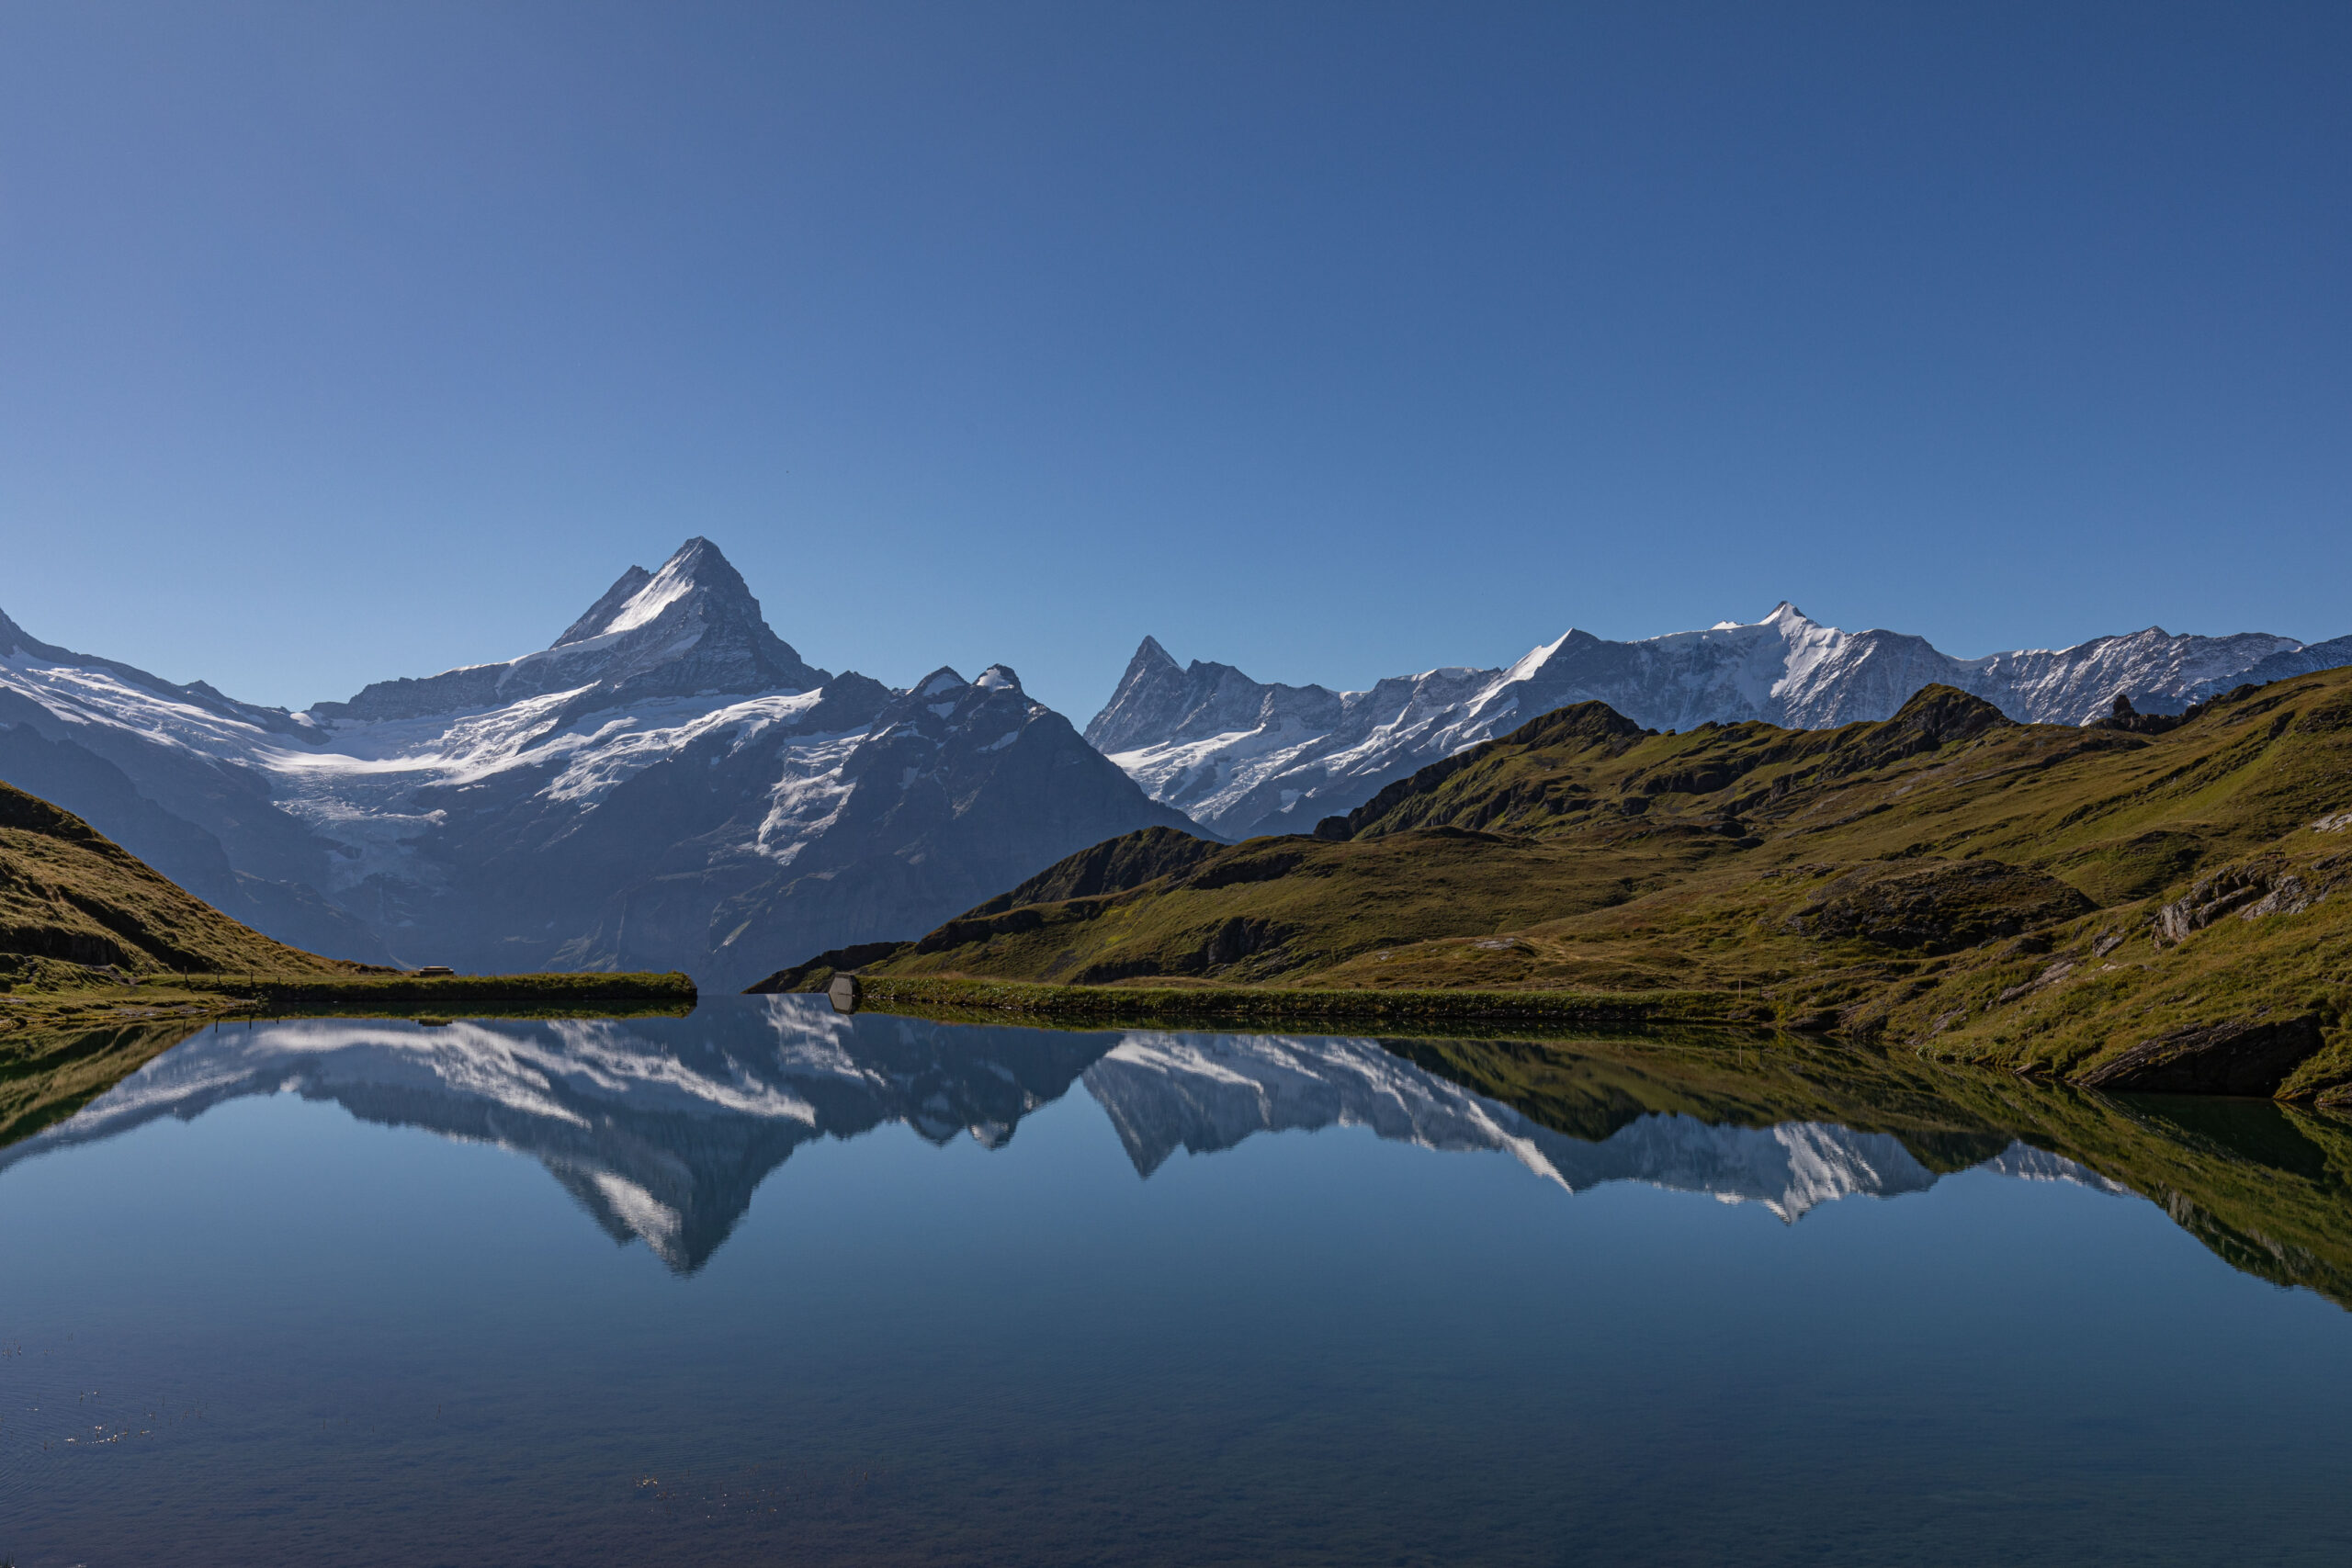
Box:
[0, 778, 351, 980]
[783, 672, 2352, 1097]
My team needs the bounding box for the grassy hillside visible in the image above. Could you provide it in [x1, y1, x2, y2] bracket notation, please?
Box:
[769, 671, 2352, 1099]
[0, 778, 694, 1038]
[0, 777, 353, 979]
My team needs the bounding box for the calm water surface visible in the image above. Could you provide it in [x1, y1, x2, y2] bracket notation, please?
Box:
[2, 997, 2348, 1565]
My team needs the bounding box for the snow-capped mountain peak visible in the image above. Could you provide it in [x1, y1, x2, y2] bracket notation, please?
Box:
[554, 565, 655, 647]
[1091, 604, 2345, 839]
[307, 536, 829, 724]
[554, 536, 752, 647]
[0, 539, 1190, 983]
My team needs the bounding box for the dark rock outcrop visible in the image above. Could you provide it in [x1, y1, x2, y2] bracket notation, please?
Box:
[1819, 685, 2011, 777]
[1786, 858, 2095, 953]
[745, 940, 912, 993]
[2075, 1016, 2326, 1097]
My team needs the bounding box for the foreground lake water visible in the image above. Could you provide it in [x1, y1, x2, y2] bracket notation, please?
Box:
[3, 998, 2348, 1565]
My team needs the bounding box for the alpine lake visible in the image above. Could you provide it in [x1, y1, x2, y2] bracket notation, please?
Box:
[3, 996, 2348, 1565]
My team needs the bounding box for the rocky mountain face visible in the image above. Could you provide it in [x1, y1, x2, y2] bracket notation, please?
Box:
[0, 538, 1193, 987]
[307, 536, 831, 723]
[1090, 604, 2344, 838]
[0, 1000, 2110, 1270]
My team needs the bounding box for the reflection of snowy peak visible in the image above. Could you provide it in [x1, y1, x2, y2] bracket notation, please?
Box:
[1091, 606, 2338, 838]
[1083, 1031, 1551, 1177]
[0, 999, 1113, 1272]
[1565, 1117, 1934, 1222]
[1081, 1032, 2123, 1219]
[1081, 1032, 1951, 1219]
[0, 538, 1189, 986]
[3, 1006, 2119, 1268]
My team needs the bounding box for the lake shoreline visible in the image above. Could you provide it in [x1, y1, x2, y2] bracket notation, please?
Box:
[0, 968, 696, 1039]
[833, 973, 1743, 1030]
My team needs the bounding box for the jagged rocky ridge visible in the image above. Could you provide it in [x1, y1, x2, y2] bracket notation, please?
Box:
[1091, 604, 2348, 838]
[0, 538, 1193, 987]
[0, 999, 2121, 1270]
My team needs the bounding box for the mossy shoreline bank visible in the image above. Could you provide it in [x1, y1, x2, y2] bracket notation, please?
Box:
[823, 973, 2348, 1106]
[179, 969, 697, 1010]
[834, 973, 1741, 1030]
[0, 971, 695, 1150]
[0, 964, 696, 1037]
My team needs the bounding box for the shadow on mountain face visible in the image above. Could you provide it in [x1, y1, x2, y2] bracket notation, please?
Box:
[5, 1001, 2348, 1303]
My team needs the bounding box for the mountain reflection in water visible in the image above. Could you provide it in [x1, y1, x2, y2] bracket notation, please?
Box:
[5, 998, 2347, 1302]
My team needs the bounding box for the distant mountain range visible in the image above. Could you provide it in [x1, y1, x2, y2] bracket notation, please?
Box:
[0, 538, 1189, 985]
[1088, 604, 2352, 838]
[0, 1000, 2115, 1269]
[6, 540, 2346, 981]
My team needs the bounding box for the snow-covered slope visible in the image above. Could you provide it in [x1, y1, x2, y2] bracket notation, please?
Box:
[0, 1002, 2115, 1269]
[0, 538, 1193, 985]
[1091, 605, 2340, 839]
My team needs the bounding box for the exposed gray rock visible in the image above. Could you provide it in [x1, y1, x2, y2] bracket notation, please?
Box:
[2152, 859, 2334, 947]
[2188, 634, 2352, 705]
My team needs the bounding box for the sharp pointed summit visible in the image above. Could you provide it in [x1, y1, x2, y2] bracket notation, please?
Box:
[311, 536, 828, 722]
[554, 537, 769, 648]
[0, 536, 1195, 988]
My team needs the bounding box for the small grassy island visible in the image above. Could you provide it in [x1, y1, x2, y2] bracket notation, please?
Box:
[756, 669, 2352, 1104]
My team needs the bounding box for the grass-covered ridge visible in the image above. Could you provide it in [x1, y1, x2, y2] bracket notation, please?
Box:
[761, 671, 2352, 1099]
[0, 778, 695, 1038]
[838, 974, 1730, 1029]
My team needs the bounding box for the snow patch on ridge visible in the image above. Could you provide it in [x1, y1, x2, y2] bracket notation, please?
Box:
[591, 554, 700, 639]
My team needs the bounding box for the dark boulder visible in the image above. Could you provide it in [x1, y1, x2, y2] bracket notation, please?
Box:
[2075, 1015, 2325, 1097]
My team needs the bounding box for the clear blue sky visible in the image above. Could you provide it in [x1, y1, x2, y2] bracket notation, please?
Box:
[3, 2, 2346, 721]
